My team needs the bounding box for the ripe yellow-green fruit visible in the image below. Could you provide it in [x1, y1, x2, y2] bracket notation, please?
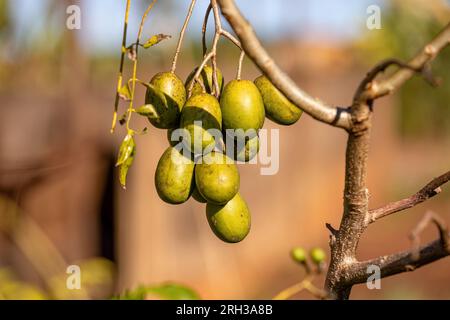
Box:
[254, 75, 302, 125]
[180, 93, 222, 154]
[155, 147, 195, 204]
[231, 135, 259, 162]
[191, 186, 207, 203]
[220, 80, 265, 139]
[185, 65, 224, 96]
[310, 247, 326, 264]
[290, 247, 307, 263]
[145, 72, 186, 129]
[206, 193, 251, 243]
[195, 152, 239, 205]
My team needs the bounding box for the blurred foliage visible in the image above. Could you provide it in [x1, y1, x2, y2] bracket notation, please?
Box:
[114, 283, 200, 300]
[0, 268, 47, 300]
[355, 0, 450, 138]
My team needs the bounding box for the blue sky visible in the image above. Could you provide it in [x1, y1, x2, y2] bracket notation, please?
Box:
[9, 0, 385, 53]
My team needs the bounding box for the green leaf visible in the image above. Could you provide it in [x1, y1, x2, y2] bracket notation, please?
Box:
[112, 283, 200, 300]
[118, 84, 132, 101]
[119, 149, 135, 189]
[136, 104, 159, 118]
[143, 34, 171, 49]
[116, 134, 135, 167]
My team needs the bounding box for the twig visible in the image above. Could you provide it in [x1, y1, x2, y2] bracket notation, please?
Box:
[111, 0, 132, 134]
[188, 0, 245, 97]
[354, 58, 441, 102]
[202, 3, 212, 57]
[369, 171, 450, 223]
[341, 235, 450, 286]
[273, 276, 327, 300]
[410, 211, 450, 260]
[125, 0, 158, 132]
[171, 0, 197, 73]
[363, 22, 450, 101]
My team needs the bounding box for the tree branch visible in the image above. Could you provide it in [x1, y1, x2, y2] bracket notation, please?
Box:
[369, 171, 450, 224]
[216, 0, 352, 130]
[342, 211, 450, 286]
[362, 22, 450, 101]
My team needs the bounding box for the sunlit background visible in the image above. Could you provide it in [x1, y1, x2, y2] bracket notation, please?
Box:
[0, 0, 450, 299]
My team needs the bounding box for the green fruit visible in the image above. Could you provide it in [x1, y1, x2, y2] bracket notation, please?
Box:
[191, 186, 207, 203]
[206, 193, 251, 243]
[310, 248, 326, 264]
[155, 147, 195, 204]
[180, 93, 222, 154]
[254, 75, 302, 125]
[229, 134, 259, 162]
[185, 65, 224, 96]
[145, 72, 186, 129]
[220, 80, 265, 139]
[195, 152, 239, 205]
[290, 247, 307, 263]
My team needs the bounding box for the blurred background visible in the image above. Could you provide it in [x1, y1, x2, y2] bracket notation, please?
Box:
[0, 0, 449, 300]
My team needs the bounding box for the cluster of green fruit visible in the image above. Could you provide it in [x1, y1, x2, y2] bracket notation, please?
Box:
[140, 66, 303, 243]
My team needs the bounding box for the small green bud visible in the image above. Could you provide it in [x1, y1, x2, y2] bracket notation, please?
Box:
[290, 247, 307, 263]
[310, 248, 326, 264]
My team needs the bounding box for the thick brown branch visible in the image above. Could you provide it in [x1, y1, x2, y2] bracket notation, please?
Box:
[343, 235, 450, 286]
[216, 0, 351, 130]
[369, 171, 450, 223]
[363, 22, 450, 101]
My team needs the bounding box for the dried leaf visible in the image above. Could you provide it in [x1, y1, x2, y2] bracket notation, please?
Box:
[127, 45, 137, 61]
[143, 34, 171, 49]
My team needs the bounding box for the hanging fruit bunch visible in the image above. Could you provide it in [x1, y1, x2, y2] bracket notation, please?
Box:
[111, 0, 303, 243]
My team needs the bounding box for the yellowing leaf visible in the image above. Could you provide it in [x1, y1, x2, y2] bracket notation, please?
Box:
[143, 34, 171, 49]
[118, 84, 132, 101]
[116, 134, 135, 167]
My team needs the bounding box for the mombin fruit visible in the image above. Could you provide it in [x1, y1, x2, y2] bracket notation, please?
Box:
[145, 72, 186, 129]
[206, 193, 251, 243]
[155, 147, 195, 204]
[254, 75, 302, 125]
[220, 80, 265, 139]
[195, 152, 239, 205]
[180, 93, 222, 155]
[185, 65, 224, 96]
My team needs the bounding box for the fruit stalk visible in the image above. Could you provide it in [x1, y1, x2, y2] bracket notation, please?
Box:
[111, 0, 132, 133]
[171, 0, 197, 74]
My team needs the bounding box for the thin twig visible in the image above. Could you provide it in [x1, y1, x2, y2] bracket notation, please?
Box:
[202, 3, 212, 57]
[410, 211, 450, 260]
[171, 0, 197, 73]
[369, 171, 450, 223]
[364, 22, 450, 101]
[125, 0, 158, 132]
[111, 0, 132, 134]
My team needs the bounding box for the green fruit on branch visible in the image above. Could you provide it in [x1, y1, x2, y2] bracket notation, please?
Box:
[230, 134, 260, 162]
[206, 193, 251, 243]
[185, 65, 224, 96]
[254, 75, 302, 126]
[220, 80, 265, 139]
[191, 186, 207, 203]
[290, 247, 307, 263]
[195, 152, 239, 205]
[310, 247, 326, 265]
[155, 147, 195, 204]
[145, 72, 186, 129]
[180, 93, 222, 154]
